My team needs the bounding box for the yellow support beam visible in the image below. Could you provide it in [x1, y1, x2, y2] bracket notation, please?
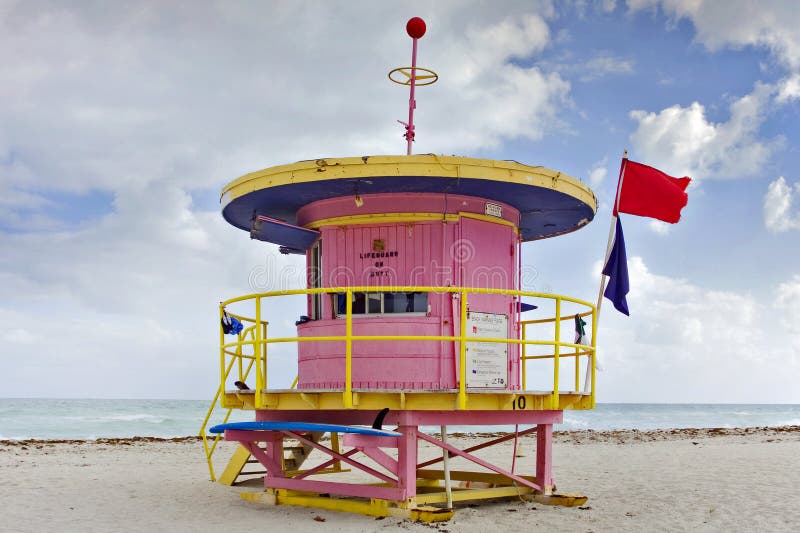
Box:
[241, 489, 454, 522]
[344, 290, 353, 409]
[218, 445, 253, 486]
[458, 291, 467, 410]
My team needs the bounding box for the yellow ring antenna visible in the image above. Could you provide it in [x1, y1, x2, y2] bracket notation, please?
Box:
[388, 67, 439, 86]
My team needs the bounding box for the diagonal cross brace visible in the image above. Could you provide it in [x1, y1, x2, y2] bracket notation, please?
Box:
[416, 431, 542, 492]
[417, 426, 539, 469]
[294, 448, 359, 480]
[286, 431, 398, 485]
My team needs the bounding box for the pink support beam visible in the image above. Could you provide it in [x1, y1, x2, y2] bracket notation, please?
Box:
[267, 478, 405, 501]
[536, 423, 554, 493]
[358, 446, 400, 475]
[397, 425, 419, 499]
[294, 448, 359, 480]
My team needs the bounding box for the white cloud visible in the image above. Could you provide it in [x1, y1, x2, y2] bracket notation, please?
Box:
[579, 54, 634, 81]
[588, 157, 608, 187]
[0, 2, 577, 399]
[764, 176, 800, 232]
[424, 13, 570, 150]
[0, 2, 568, 202]
[647, 220, 670, 235]
[775, 275, 800, 361]
[597, 257, 800, 402]
[776, 74, 800, 103]
[0, 180, 310, 397]
[629, 83, 781, 179]
[574, 0, 619, 17]
[627, 0, 800, 71]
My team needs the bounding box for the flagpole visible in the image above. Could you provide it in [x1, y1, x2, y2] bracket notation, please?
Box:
[595, 150, 628, 317]
[585, 151, 628, 393]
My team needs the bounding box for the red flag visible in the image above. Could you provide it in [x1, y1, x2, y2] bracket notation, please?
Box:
[613, 160, 690, 223]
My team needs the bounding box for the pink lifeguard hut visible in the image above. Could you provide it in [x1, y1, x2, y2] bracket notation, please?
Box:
[201, 17, 598, 522]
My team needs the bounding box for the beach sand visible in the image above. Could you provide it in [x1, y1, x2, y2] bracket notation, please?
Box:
[2, 426, 799, 532]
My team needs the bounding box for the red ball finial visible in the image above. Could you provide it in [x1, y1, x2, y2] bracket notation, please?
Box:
[406, 17, 426, 39]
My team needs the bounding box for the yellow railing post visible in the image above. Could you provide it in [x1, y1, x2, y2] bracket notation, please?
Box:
[254, 296, 263, 408]
[552, 298, 561, 409]
[212, 287, 597, 414]
[344, 289, 353, 408]
[219, 305, 226, 400]
[521, 322, 527, 391]
[590, 306, 597, 408]
[262, 321, 268, 392]
[458, 290, 468, 410]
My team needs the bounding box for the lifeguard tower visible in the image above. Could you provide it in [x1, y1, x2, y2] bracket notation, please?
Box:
[201, 17, 598, 522]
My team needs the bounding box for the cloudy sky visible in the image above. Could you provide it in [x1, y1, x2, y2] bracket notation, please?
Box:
[2, 0, 799, 403]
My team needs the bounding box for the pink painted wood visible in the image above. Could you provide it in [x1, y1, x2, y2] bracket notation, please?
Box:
[342, 434, 400, 449]
[536, 423, 554, 492]
[416, 426, 539, 469]
[356, 446, 398, 475]
[295, 193, 523, 391]
[285, 431, 397, 485]
[397, 426, 418, 499]
[415, 431, 542, 492]
[223, 420, 557, 501]
[265, 478, 405, 501]
[293, 449, 358, 480]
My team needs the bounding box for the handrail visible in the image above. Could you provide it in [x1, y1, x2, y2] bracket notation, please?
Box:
[200, 321, 265, 481]
[520, 309, 593, 325]
[220, 286, 595, 307]
[216, 286, 596, 412]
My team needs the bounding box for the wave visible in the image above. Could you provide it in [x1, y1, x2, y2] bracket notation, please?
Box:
[63, 413, 170, 424]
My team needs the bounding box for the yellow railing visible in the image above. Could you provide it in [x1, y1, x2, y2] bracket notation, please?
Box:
[199, 314, 267, 481]
[216, 286, 596, 412]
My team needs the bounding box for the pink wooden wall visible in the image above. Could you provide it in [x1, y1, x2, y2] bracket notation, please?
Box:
[296, 193, 521, 391]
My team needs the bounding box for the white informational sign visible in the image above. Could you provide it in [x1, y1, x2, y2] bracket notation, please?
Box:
[465, 312, 508, 388]
[484, 202, 503, 218]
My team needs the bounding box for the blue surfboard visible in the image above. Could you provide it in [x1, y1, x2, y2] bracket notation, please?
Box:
[209, 421, 401, 437]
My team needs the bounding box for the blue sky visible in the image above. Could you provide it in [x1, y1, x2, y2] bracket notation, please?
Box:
[1, 0, 799, 402]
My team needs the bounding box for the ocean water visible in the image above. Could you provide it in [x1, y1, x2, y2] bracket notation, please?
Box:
[0, 399, 798, 440]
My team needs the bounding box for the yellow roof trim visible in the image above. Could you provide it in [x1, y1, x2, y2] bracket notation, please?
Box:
[221, 154, 597, 212]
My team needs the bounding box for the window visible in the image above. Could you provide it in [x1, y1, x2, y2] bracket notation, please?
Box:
[309, 241, 322, 319]
[336, 292, 428, 316]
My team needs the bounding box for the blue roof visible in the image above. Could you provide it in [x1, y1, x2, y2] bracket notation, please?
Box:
[223, 174, 594, 241]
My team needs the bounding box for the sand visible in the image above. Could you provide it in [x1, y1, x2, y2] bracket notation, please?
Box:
[2, 427, 799, 532]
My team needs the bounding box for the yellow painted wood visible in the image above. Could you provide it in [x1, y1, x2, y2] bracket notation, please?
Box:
[417, 469, 537, 486]
[241, 489, 455, 522]
[413, 485, 534, 504]
[304, 211, 518, 233]
[218, 445, 253, 486]
[344, 290, 353, 408]
[532, 493, 589, 507]
[221, 155, 598, 226]
[221, 390, 594, 411]
[306, 212, 458, 229]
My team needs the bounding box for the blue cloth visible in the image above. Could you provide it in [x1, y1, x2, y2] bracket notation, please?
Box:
[602, 217, 630, 316]
[229, 316, 243, 335]
[222, 314, 244, 335]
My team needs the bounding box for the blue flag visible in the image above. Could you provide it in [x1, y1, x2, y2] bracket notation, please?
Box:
[602, 217, 630, 315]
